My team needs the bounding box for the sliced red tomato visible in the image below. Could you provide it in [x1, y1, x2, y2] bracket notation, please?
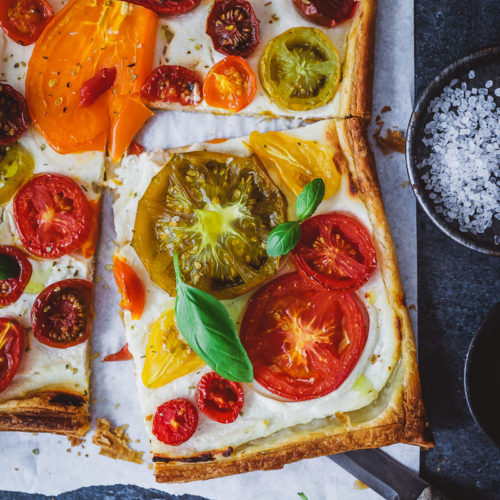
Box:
[103, 343, 133, 362]
[140, 65, 203, 107]
[292, 0, 359, 27]
[13, 173, 93, 259]
[292, 213, 377, 292]
[0, 0, 54, 46]
[32, 279, 93, 348]
[206, 0, 259, 58]
[0, 84, 31, 145]
[241, 272, 368, 401]
[0, 246, 32, 306]
[153, 398, 198, 446]
[0, 318, 24, 393]
[79, 67, 117, 108]
[197, 372, 244, 424]
[128, 141, 144, 155]
[124, 0, 200, 15]
[113, 254, 145, 320]
[203, 56, 256, 112]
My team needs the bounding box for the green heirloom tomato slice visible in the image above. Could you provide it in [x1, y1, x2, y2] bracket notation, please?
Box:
[0, 143, 34, 204]
[132, 151, 286, 299]
[260, 27, 341, 111]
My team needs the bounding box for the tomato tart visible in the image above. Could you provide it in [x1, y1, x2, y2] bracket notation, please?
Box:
[110, 119, 433, 482]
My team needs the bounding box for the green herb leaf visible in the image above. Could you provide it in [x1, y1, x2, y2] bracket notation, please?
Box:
[298, 493, 309, 500]
[266, 221, 301, 257]
[173, 253, 253, 383]
[0, 254, 19, 281]
[296, 178, 325, 221]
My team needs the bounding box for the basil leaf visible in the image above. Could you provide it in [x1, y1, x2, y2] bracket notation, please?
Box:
[296, 178, 325, 222]
[0, 254, 19, 281]
[266, 221, 301, 257]
[173, 254, 253, 383]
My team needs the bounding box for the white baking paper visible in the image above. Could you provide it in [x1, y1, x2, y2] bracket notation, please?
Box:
[0, 0, 418, 497]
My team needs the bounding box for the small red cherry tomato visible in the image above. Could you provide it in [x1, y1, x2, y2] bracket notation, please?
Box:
[206, 0, 260, 58]
[292, 213, 377, 292]
[128, 141, 144, 155]
[203, 56, 256, 113]
[124, 0, 200, 16]
[0, 246, 32, 307]
[0, 0, 54, 46]
[292, 0, 359, 27]
[140, 65, 203, 107]
[103, 343, 133, 362]
[153, 398, 198, 446]
[79, 67, 117, 108]
[197, 371, 244, 424]
[0, 318, 24, 393]
[32, 279, 93, 349]
[13, 173, 93, 259]
[112, 254, 145, 320]
[0, 84, 31, 145]
[241, 272, 369, 401]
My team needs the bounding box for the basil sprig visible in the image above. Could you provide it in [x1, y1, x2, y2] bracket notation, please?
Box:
[0, 254, 19, 281]
[173, 253, 253, 383]
[266, 178, 325, 258]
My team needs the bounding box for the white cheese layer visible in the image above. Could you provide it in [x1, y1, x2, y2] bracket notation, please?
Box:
[154, 0, 353, 119]
[112, 121, 401, 457]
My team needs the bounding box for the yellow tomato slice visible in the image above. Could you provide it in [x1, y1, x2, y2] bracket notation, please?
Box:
[26, 0, 157, 159]
[142, 309, 204, 389]
[248, 130, 341, 198]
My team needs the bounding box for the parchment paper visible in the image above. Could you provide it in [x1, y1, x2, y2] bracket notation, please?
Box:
[0, 0, 418, 497]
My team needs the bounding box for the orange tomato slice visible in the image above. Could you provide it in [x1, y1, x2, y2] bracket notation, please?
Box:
[26, 0, 157, 161]
[113, 254, 145, 320]
[203, 55, 256, 113]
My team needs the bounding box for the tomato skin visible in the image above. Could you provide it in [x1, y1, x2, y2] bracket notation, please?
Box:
[0, 318, 24, 393]
[125, 0, 200, 15]
[79, 67, 117, 108]
[32, 279, 93, 349]
[292, 0, 359, 27]
[206, 0, 260, 58]
[292, 213, 377, 292]
[140, 65, 203, 107]
[241, 272, 368, 401]
[197, 372, 244, 424]
[112, 254, 145, 320]
[103, 343, 133, 362]
[13, 173, 93, 259]
[153, 398, 198, 446]
[0, 246, 32, 307]
[203, 56, 257, 112]
[128, 141, 144, 155]
[0, 84, 31, 145]
[0, 0, 54, 46]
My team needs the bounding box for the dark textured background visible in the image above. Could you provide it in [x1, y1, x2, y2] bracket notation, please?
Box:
[2, 0, 500, 499]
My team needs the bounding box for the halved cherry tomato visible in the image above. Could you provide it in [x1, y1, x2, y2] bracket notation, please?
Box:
[241, 272, 368, 401]
[206, 0, 259, 58]
[293, 0, 359, 27]
[128, 141, 144, 155]
[125, 0, 200, 15]
[103, 343, 133, 362]
[0, 246, 32, 307]
[197, 371, 244, 424]
[13, 173, 93, 259]
[0, 318, 24, 393]
[0, 0, 54, 46]
[140, 65, 203, 107]
[79, 67, 117, 108]
[153, 398, 198, 446]
[0, 84, 30, 145]
[292, 213, 377, 292]
[112, 254, 145, 320]
[203, 56, 256, 113]
[32, 279, 93, 348]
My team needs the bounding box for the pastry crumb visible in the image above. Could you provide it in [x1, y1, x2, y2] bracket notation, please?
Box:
[92, 418, 143, 464]
[67, 436, 84, 447]
[354, 479, 369, 490]
[373, 126, 406, 154]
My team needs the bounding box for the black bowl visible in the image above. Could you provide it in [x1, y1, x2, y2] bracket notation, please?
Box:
[464, 301, 500, 450]
[406, 46, 500, 256]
